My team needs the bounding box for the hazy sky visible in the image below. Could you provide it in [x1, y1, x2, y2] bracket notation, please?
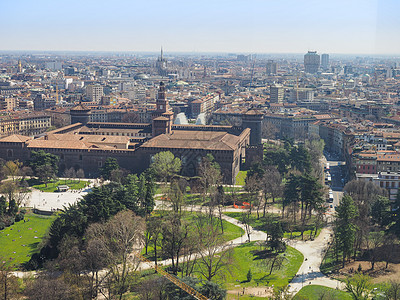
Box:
[1, 0, 399, 54]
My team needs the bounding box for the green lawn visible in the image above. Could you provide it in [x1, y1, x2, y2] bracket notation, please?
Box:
[294, 285, 352, 300]
[224, 212, 321, 241]
[31, 179, 89, 192]
[221, 243, 303, 293]
[0, 212, 55, 268]
[235, 171, 247, 186]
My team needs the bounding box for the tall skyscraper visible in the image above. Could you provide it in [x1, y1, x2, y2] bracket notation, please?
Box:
[304, 51, 320, 74]
[266, 60, 278, 75]
[321, 54, 329, 70]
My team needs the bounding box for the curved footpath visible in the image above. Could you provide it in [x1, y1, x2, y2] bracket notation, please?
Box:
[286, 226, 345, 294]
[13, 190, 344, 296]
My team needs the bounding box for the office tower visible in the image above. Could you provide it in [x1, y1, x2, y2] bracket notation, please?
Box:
[321, 54, 329, 70]
[304, 51, 320, 74]
[86, 84, 103, 102]
[266, 60, 278, 75]
[270, 84, 284, 103]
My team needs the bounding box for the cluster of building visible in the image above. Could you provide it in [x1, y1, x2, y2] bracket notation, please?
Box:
[0, 50, 399, 189]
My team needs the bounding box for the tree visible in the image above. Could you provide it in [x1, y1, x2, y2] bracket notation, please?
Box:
[344, 180, 387, 255]
[161, 213, 189, 275]
[334, 194, 358, 267]
[195, 218, 233, 281]
[24, 275, 75, 300]
[244, 174, 260, 216]
[63, 167, 75, 183]
[101, 157, 119, 180]
[243, 269, 251, 283]
[76, 168, 85, 182]
[2, 160, 22, 182]
[345, 273, 372, 300]
[121, 112, 140, 123]
[0, 260, 20, 300]
[261, 166, 282, 217]
[262, 121, 278, 140]
[0, 180, 30, 212]
[86, 210, 145, 300]
[163, 277, 226, 300]
[150, 151, 181, 184]
[147, 216, 163, 268]
[28, 150, 59, 179]
[366, 231, 385, 270]
[371, 196, 391, 227]
[383, 280, 400, 300]
[36, 164, 57, 186]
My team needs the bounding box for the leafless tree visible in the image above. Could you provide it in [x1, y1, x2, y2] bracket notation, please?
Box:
[63, 167, 76, 184]
[262, 121, 278, 141]
[24, 275, 76, 300]
[198, 155, 222, 223]
[85, 210, 145, 300]
[195, 217, 233, 281]
[0, 260, 21, 300]
[161, 213, 189, 275]
[76, 168, 85, 182]
[261, 166, 282, 217]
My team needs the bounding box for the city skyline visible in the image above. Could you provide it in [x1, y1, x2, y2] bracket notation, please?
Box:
[1, 0, 400, 55]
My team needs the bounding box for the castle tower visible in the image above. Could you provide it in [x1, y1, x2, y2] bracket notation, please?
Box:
[152, 82, 173, 137]
[70, 103, 91, 125]
[242, 109, 263, 145]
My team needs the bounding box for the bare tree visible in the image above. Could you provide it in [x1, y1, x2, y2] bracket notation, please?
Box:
[0, 260, 21, 300]
[63, 167, 75, 184]
[161, 213, 189, 275]
[261, 166, 282, 217]
[195, 218, 233, 281]
[198, 154, 222, 223]
[76, 168, 85, 182]
[262, 121, 278, 141]
[24, 275, 75, 300]
[86, 210, 145, 300]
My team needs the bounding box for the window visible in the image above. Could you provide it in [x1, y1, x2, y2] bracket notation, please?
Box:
[79, 154, 83, 161]
[7, 149, 13, 157]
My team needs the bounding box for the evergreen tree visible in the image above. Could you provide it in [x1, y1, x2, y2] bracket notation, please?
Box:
[334, 194, 358, 267]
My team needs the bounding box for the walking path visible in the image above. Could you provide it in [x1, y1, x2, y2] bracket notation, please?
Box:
[286, 227, 345, 294]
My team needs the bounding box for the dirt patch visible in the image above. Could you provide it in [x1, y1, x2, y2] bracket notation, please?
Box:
[336, 260, 400, 283]
[227, 287, 273, 298]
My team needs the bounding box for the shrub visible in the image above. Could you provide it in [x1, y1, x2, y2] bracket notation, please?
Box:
[0, 221, 5, 230]
[15, 213, 25, 222]
[247, 269, 252, 282]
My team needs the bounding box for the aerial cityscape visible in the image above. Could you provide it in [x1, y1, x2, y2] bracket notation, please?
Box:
[0, 1, 400, 299]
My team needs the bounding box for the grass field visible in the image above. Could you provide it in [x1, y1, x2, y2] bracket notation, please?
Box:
[235, 171, 247, 186]
[0, 212, 55, 268]
[224, 212, 321, 241]
[30, 179, 89, 192]
[294, 285, 352, 300]
[222, 243, 303, 296]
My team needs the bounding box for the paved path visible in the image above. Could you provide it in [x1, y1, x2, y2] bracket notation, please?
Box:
[287, 227, 345, 294]
[22, 178, 101, 211]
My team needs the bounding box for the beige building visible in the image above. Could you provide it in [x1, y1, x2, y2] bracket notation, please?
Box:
[86, 84, 103, 102]
[0, 113, 51, 137]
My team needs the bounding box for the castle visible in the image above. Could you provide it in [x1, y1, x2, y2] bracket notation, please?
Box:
[0, 83, 263, 184]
